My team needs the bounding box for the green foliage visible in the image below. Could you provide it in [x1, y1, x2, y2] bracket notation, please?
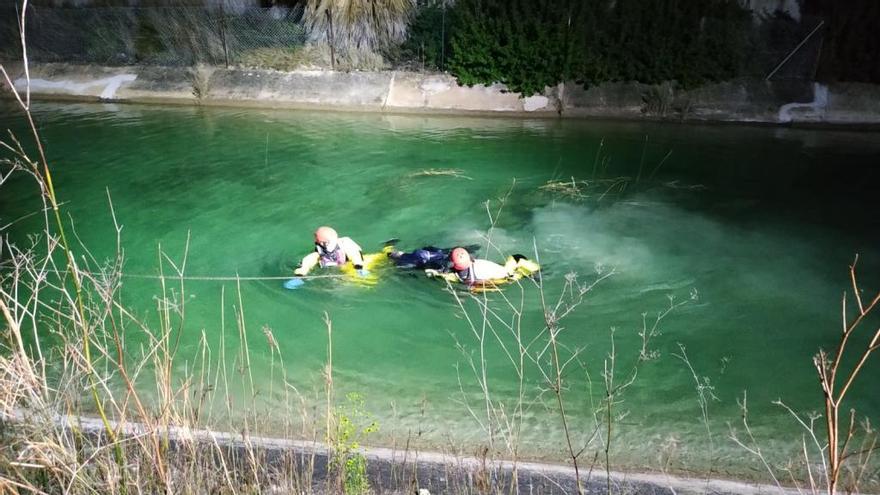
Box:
[577, 0, 751, 88]
[443, 0, 750, 95]
[133, 13, 164, 62]
[343, 451, 369, 495]
[394, 1, 452, 70]
[330, 393, 378, 495]
[447, 0, 577, 96]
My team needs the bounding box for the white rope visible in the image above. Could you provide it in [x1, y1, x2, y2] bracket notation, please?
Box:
[35, 269, 347, 282]
[118, 273, 346, 281]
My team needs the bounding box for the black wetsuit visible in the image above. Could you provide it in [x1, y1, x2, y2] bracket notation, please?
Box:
[388, 245, 481, 270]
[388, 247, 448, 269]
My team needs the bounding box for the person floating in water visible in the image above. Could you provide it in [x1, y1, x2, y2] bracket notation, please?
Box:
[294, 226, 368, 277]
[424, 246, 540, 287]
[386, 244, 480, 270]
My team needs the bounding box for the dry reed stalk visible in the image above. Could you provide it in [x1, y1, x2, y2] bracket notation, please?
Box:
[0, 2, 126, 484]
[814, 255, 880, 495]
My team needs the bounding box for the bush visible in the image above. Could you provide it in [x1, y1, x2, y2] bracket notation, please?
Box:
[447, 0, 577, 96]
[443, 0, 751, 96]
[330, 393, 378, 495]
[573, 0, 750, 88]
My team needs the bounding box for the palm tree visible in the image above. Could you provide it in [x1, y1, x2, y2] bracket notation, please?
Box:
[304, 0, 415, 67]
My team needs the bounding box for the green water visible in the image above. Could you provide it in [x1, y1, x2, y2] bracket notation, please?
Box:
[2, 101, 879, 477]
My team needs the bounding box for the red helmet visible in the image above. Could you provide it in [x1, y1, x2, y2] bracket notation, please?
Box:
[315, 226, 338, 245]
[450, 247, 472, 271]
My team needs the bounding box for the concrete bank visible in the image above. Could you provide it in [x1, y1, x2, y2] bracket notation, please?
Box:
[9, 412, 792, 495]
[4, 63, 880, 126]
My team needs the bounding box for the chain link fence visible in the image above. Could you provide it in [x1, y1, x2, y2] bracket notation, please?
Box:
[387, 0, 451, 72]
[0, 5, 308, 67]
[0, 4, 824, 82]
[395, 3, 825, 81]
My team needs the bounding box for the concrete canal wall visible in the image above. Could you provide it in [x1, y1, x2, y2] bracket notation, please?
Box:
[3, 62, 880, 126]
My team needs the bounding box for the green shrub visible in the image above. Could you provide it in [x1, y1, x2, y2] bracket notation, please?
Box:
[447, 0, 577, 95]
[330, 393, 378, 495]
[443, 0, 750, 95]
[134, 12, 164, 62]
[582, 0, 750, 88]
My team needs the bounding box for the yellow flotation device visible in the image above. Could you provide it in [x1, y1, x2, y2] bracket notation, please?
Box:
[471, 256, 541, 292]
[431, 255, 541, 293]
[337, 247, 393, 287]
[505, 255, 541, 280]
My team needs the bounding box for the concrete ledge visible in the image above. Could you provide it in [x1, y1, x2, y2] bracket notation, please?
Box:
[4, 63, 880, 126]
[824, 82, 880, 124]
[561, 78, 880, 126]
[3, 411, 796, 495]
[121, 66, 195, 100]
[385, 72, 557, 114]
[206, 68, 392, 108]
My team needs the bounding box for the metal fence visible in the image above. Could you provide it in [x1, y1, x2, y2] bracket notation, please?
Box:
[396, 4, 826, 81]
[0, 4, 823, 82]
[0, 5, 308, 67]
[744, 13, 826, 82]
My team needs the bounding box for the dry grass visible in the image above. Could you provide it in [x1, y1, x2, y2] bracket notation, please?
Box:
[538, 177, 591, 200]
[539, 176, 632, 202]
[238, 44, 388, 71]
[238, 45, 324, 71]
[0, 11, 386, 492]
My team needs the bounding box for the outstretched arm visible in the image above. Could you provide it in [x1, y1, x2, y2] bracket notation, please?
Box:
[349, 249, 366, 268]
[341, 238, 365, 268]
[294, 252, 320, 276]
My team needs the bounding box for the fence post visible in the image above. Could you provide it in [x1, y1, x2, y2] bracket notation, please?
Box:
[440, 0, 446, 71]
[219, 3, 230, 68]
[811, 28, 825, 81]
[326, 7, 336, 70]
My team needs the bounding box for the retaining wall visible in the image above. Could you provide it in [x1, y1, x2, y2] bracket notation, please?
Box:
[4, 63, 880, 126]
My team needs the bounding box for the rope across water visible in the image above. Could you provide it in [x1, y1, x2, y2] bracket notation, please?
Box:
[46, 270, 349, 282]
